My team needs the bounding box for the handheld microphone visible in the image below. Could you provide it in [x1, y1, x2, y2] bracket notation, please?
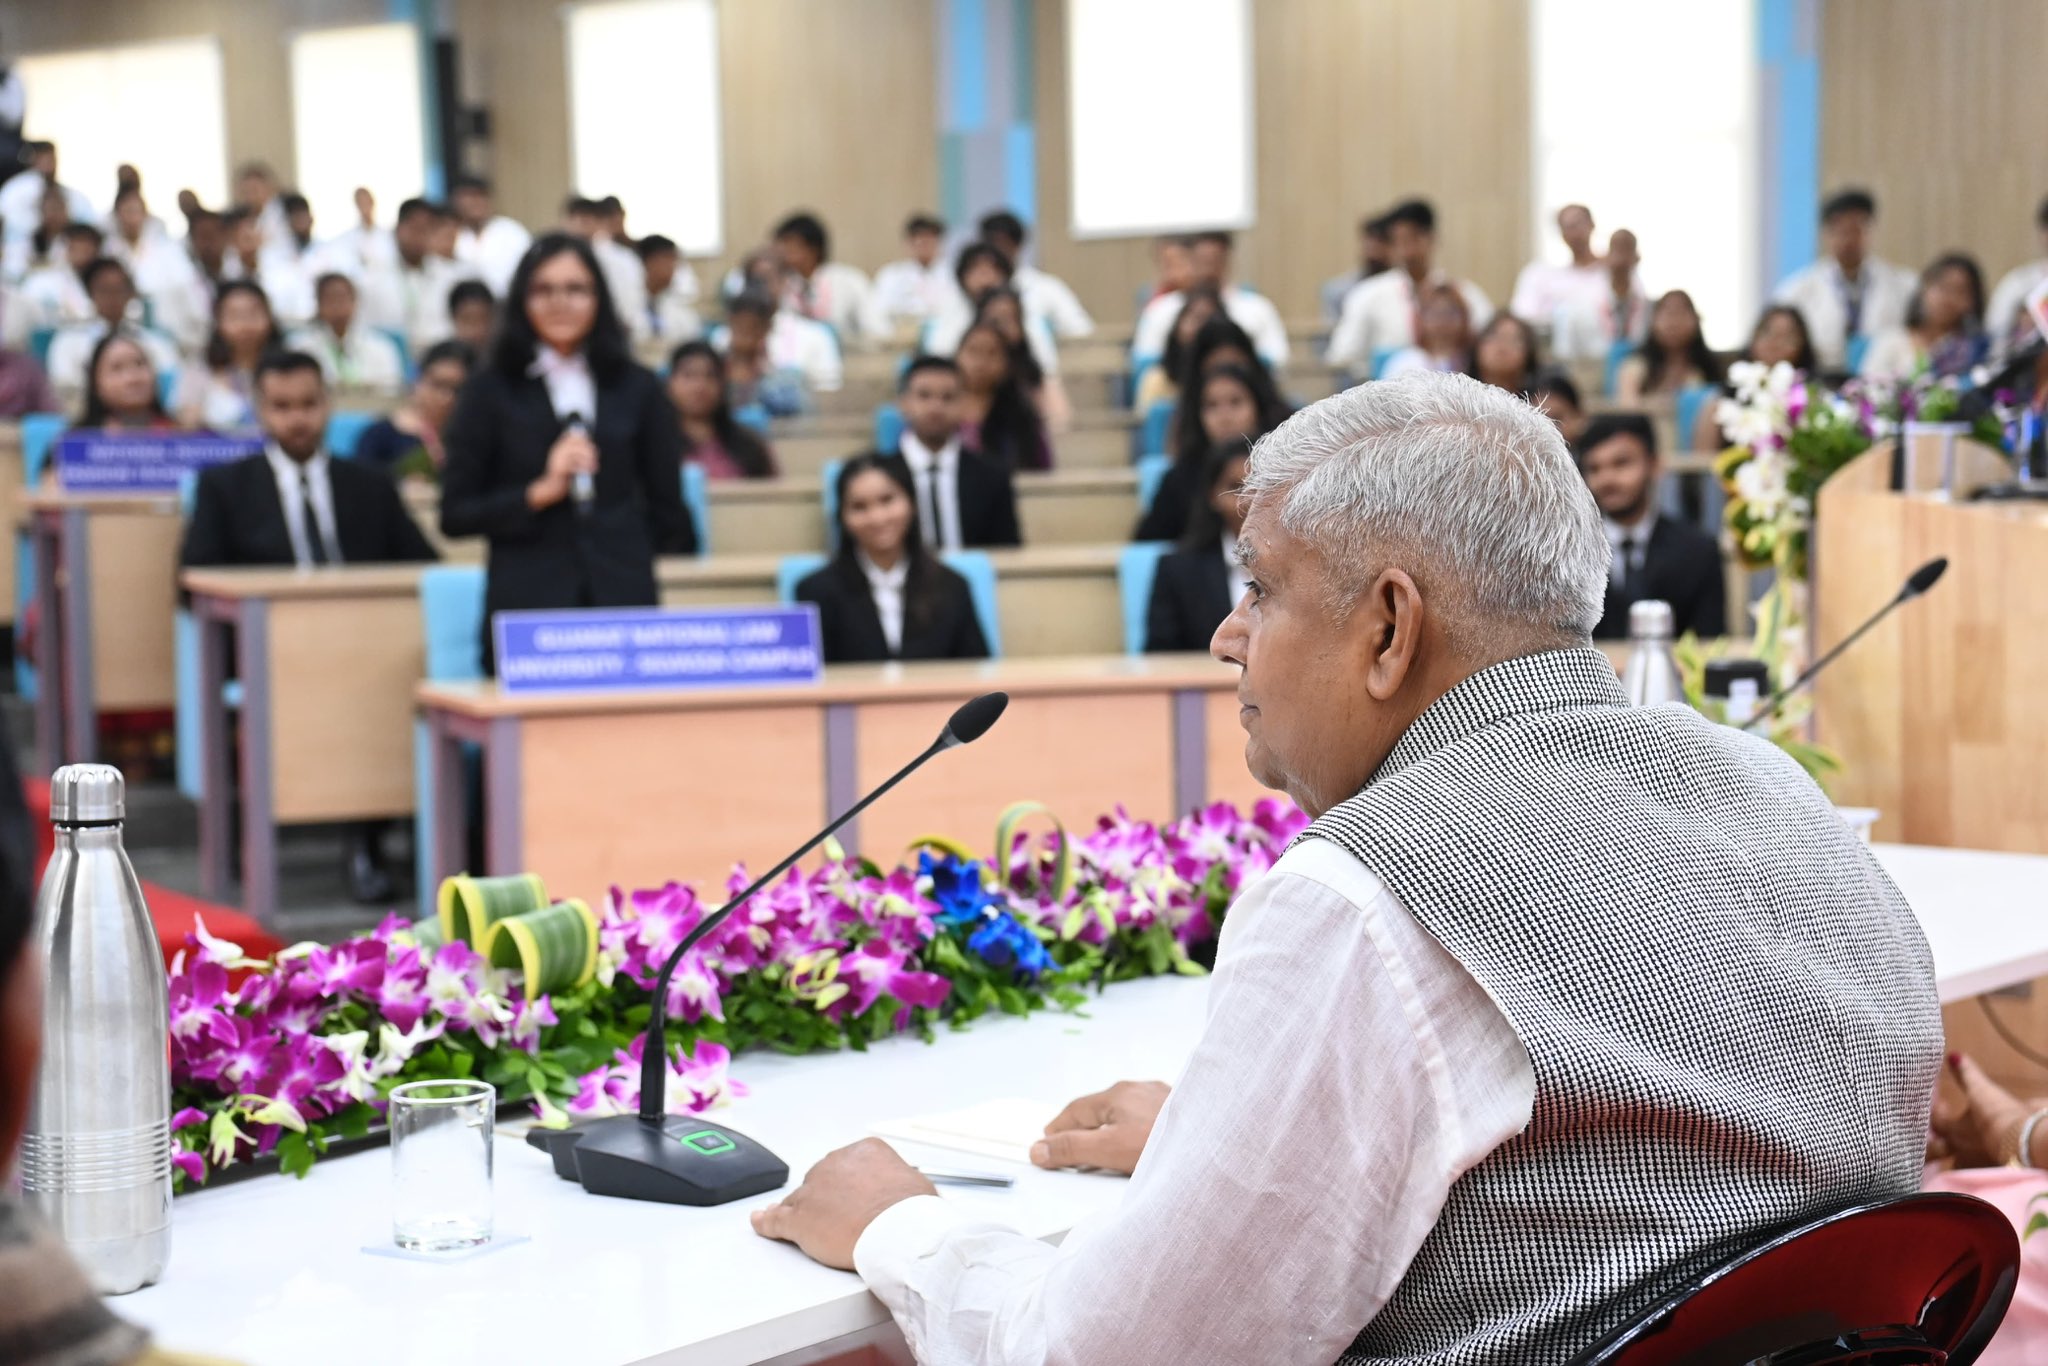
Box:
[566, 413, 595, 515]
[527, 692, 1010, 1206]
[1740, 557, 1946, 732]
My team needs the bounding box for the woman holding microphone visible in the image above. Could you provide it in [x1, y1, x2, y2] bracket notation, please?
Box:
[442, 233, 697, 671]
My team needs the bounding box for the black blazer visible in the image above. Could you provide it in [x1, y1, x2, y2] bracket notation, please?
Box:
[440, 362, 697, 670]
[179, 452, 439, 569]
[794, 557, 989, 665]
[1593, 516, 1727, 640]
[1145, 545, 1233, 653]
[1133, 455, 1200, 544]
[878, 444, 1023, 549]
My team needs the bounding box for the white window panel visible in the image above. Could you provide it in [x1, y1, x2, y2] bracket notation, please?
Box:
[291, 23, 427, 237]
[1531, 0, 1757, 349]
[19, 38, 228, 217]
[1067, 0, 1254, 239]
[567, 0, 724, 257]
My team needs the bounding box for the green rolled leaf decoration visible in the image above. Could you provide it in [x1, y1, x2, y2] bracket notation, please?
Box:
[996, 800, 1073, 901]
[438, 873, 548, 946]
[434, 873, 598, 994]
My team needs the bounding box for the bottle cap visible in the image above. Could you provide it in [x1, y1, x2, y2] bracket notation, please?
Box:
[1627, 599, 1675, 641]
[48, 764, 124, 824]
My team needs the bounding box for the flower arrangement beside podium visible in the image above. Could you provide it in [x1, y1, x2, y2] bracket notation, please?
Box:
[165, 799, 1309, 1188]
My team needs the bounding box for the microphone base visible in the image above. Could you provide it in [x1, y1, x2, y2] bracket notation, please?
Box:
[525, 1114, 789, 1206]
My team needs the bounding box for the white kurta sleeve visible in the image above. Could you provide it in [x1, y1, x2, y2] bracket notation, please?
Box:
[850, 840, 1535, 1366]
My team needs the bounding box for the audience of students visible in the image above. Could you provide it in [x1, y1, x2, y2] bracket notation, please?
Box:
[1551, 227, 1650, 363]
[174, 279, 281, 430]
[797, 453, 990, 665]
[1770, 187, 1915, 373]
[667, 339, 776, 480]
[1137, 357, 1290, 544]
[636, 234, 702, 345]
[1326, 199, 1493, 377]
[1144, 441, 1250, 653]
[180, 350, 436, 901]
[440, 233, 696, 674]
[360, 198, 470, 354]
[449, 174, 532, 296]
[978, 209, 1094, 340]
[1380, 282, 1473, 378]
[224, 205, 311, 324]
[1858, 252, 1988, 384]
[887, 354, 1020, 551]
[1133, 285, 1223, 411]
[773, 211, 874, 347]
[354, 339, 474, 484]
[1614, 289, 1723, 403]
[715, 285, 840, 410]
[1133, 230, 1289, 366]
[869, 214, 953, 335]
[73, 332, 176, 432]
[286, 272, 405, 392]
[955, 319, 1052, 474]
[1576, 412, 1726, 641]
[1320, 212, 1392, 322]
[44, 258, 180, 389]
[1466, 310, 1544, 398]
[925, 241, 1059, 375]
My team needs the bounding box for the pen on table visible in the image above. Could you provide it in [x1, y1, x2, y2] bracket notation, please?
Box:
[917, 1167, 1016, 1188]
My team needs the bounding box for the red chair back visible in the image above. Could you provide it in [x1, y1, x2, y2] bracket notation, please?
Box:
[1577, 1193, 2019, 1365]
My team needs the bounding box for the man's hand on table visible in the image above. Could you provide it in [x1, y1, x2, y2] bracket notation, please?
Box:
[752, 1138, 936, 1270]
[1031, 1080, 1171, 1176]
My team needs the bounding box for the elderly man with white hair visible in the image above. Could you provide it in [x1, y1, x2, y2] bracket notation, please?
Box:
[753, 372, 1942, 1364]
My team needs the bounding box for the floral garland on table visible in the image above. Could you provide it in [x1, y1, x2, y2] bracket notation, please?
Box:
[166, 798, 1310, 1188]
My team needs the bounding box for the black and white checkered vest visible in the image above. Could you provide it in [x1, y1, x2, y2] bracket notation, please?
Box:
[1303, 648, 1941, 1365]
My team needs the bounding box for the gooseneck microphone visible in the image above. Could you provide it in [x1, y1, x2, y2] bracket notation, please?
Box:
[526, 692, 1010, 1205]
[566, 412, 595, 515]
[1740, 557, 1947, 732]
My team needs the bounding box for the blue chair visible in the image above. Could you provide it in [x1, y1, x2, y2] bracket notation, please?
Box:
[1369, 347, 1401, 381]
[819, 459, 843, 548]
[325, 410, 378, 459]
[1675, 384, 1718, 453]
[1845, 334, 1872, 375]
[412, 565, 487, 912]
[1603, 338, 1634, 397]
[681, 462, 711, 555]
[1127, 354, 1161, 407]
[873, 404, 904, 453]
[157, 367, 179, 409]
[1136, 453, 1173, 514]
[173, 473, 244, 803]
[777, 550, 1003, 658]
[375, 327, 416, 383]
[733, 402, 771, 435]
[1116, 542, 1173, 656]
[15, 413, 69, 698]
[1141, 399, 1174, 458]
[27, 328, 54, 366]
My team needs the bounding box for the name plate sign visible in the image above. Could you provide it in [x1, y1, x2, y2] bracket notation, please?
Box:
[55, 433, 262, 494]
[493, 605, 824, 696]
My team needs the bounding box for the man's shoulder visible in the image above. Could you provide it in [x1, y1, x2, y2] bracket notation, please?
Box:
[196, 451, 268, 493]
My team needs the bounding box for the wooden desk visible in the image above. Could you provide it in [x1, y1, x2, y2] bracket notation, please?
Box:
[417, 655, 1271, 909]
[26, 490, 182, 769]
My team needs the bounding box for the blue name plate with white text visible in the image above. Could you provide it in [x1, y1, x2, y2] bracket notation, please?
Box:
[55, 433, 262, 494]
[493, 605, 824, 696]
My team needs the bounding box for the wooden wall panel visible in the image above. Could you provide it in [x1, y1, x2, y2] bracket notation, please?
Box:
[448, 0, 573, 234]
[1033, 0, 1533, 327]
[1819, 0, 2048, 290]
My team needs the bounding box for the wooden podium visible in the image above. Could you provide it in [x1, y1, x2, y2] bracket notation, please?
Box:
[1814, 440, 2048, 853]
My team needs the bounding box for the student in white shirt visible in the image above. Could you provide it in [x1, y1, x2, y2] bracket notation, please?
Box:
[1551, 227, 1651, 364]
[1986, 194, 2048, 363]
[359, 198, 469, 355]
[321, 187, 399, 278]
[449, 174, 532, 297]
[45, 258, 181, 389]
[13, 222, 101, 334]
[104, 185, 190, 313]
[1326, 199, 1493, 377]
[635, 234, 702, 345]
[1, 179, 77, 286]
[231, 160, 291, 257]
[773, 211, 875, 348]
[867, 213, 953, 337]
[0, 142, 95, 248]
[924, 242, 1061, 377]
[1320, 211, 1392, 323]
[274, 192, 319, 271]
[562, 195, 648, 344]
[173, 278, 283, 431]
[1132, 230, 1290, 366]
[1379, 282, 1474, 379]
[712, 289, 841, 411]
[1769, 188, 1915, 374]
[225, 207, 312, 326]
[147, 208, 231, 357]
[979, 209, 1094, 340]
[286, 272, 406, 392]
[1510, 203, 1608, 334]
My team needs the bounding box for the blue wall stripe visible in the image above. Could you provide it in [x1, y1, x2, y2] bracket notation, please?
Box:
[947, 0, 990, 132]
[1004, 125, 1036, 225]
[1758, 0, 1820, 294]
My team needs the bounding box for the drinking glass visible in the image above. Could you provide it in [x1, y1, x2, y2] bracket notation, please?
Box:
[389, 1079, 495, 1252]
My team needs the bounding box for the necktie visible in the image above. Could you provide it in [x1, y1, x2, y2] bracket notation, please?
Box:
[301, 470, 329, 566]
[922, 463, 947, 549]
[1842, 273, 1865, 338]
[1619, 534, 1643, 597]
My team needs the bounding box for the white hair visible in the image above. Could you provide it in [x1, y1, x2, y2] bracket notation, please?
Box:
[1241, 371, 1609, 643]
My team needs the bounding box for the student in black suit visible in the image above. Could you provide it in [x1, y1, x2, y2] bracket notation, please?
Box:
[1576, 413, 1728, 640]
[1145, 442, 1250, 653]
[178, 350, 438, 901]
[440, 232, 697, 673]
[889, 354, 1021, 550]
[796, 454, 989, 665]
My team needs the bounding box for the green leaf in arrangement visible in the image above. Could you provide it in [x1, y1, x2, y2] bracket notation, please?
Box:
[438, 872, 550, 947]
[276, 1130, 317, 1180]
[995, 800, 1074, 901]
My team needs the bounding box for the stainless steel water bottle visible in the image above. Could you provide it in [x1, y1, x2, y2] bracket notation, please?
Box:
[19, 765, 171, 1295]
[1621, 600, 1687, 708]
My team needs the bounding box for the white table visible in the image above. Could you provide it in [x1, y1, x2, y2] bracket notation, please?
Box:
[117, 843, 2048, 1365]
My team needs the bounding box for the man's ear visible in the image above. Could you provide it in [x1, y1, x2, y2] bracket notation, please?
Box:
[1359, 567, 1425, 703]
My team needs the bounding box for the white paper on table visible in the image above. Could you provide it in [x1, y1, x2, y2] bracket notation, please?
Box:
[870, 1096, 1059, 1164]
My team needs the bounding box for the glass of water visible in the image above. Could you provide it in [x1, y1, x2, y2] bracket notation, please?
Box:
[389, 1079, 495, 1252]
